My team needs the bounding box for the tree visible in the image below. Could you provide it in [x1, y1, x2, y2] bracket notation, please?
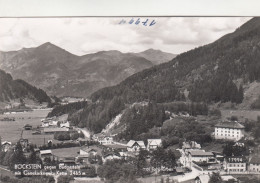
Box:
[10, 142, 26, 170]
[57, 175, 74, 183]
[150, 147, 177, 171]
[97, 159, 137, 183]
[28, 150, 37, 164]
[83, 166, 96, 177]
[135, 149, 149, 176]
[209, 172, 222, 183]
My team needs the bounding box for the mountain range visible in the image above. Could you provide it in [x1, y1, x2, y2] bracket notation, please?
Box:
[0, 43, 176, 97]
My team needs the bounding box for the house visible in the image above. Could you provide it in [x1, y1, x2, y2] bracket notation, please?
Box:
[127, 140, 146, 152]
[24, 124, 32, 130]
[147, 139, 162, 151]
[99, 136, 113, 145]
[214, 121, 245, 141]
[249, 155, 260, 172]
[40, 150, 53, 161]
[1, 141, 12, 152]
[224, 156, 247, 173]
[102, 152, 121, 162]
[182, 141, 201, 150]
[93, 134, 113, 145]
[188, 150, 215, 163]
[104, 144, 127, 152]
[79, 145, 102, 157]
[60, 121, 70, 128]
[59, 157, 76, 166]
[42, 121, 50, 127]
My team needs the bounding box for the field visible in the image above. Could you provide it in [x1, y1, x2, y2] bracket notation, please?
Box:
[52, 147, 81, 158]
[0, 109, 54, 145]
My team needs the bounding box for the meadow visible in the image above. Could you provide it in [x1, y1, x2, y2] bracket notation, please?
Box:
[0, 109, 55, 145]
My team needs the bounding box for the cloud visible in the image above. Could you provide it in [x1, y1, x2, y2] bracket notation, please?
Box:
[0, 17, 251, 55]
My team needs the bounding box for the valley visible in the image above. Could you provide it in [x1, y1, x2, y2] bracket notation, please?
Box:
[1, 17, 260, 183]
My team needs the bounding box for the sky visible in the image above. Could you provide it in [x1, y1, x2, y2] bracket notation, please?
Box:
[0, 17, 251, 55]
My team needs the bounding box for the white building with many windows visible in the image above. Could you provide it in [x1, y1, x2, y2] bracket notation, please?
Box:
[224, 156, 247, 173]
[214, 121, 245, 141]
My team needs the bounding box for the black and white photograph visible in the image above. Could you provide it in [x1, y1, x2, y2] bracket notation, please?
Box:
[0, 2, 260, 183]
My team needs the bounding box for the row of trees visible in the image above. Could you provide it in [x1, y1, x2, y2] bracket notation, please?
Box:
[47, 101, 88, 117]
[53, 131, 84, 141]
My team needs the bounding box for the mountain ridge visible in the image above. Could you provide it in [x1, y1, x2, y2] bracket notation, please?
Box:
[0, 43, 175, 97]
[0, 69, 51, 107]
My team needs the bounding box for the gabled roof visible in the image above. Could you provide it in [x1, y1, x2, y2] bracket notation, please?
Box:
[127, 140, 136, 147]
[215, 121, 245, 129]
[103, 151, 121, 158]
[147, 139, 162, 146]
[182, 141, 201, 149]
[127, 140, 145, 148]
[250, 156, 260, 164]
[1, 141, 11, 145]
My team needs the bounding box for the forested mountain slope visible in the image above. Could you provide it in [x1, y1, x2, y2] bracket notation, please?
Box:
[0, 69, 51, 104]
[52, 17, 260, 135]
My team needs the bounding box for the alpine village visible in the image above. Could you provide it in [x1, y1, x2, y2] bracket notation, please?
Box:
[1, 17, 260, 183]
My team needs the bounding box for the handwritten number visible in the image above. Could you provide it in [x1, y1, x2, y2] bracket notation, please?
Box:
[142, 19, 149, 26]
[149, 20, 156, 26]
[119, 19, 126, 24]
[129, 18, 134, 24]
[135, 18, 140, 25]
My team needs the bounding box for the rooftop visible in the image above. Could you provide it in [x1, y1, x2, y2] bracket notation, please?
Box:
[104, 144, 127, 149]
[147, 139, 162, 146]
[189, 150, 214, 157]
[250, 156, 260, 164]
[215, 121, 245, 129]
[40, 150, 52, 155]
[127, 140, 145, 148]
